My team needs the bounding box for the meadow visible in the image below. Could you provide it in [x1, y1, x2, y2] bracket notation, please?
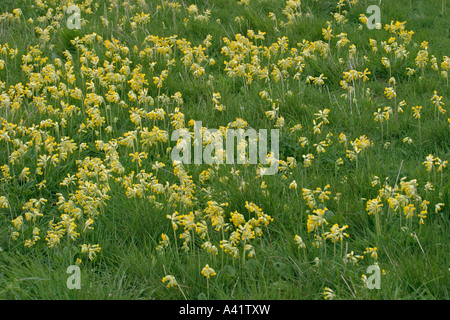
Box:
[0, 0, 448, 300]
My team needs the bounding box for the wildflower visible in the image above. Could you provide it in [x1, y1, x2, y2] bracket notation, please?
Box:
[83, 218, 94, 232]
[424, 182, 434, 192]
[412, 106, 422, 119]
[230, 211, 245, 227]
[364, 247, 378, 260]
[302, 153, 314, 167]
[314, 184, 331, 202]
[403, 204, 416, 219]
[152, 161, 165, 171]
[403, 137, 413, 144]
[313, 120, 323, 134]
[202, 241, 218, 255]
[373, 108, 385, 123]
[12, 216, 23, 229]
[422, 154, 435, 172]
[435, 203, 445, 214]
[366, 197, 383, 215]
[201, 264, 217, 279]
[322, 24, 334, 41]
[339, 133, 347, 145]
[314, 109, 330, 124]
[435, 158, 448, 172]
[80, 244, 101, 260]
[162, 275, 178, 288]
[384, 87, 396, 100]
[299, 137, 309, 147]
[323, 287, 335, 300]
[294, 235, 306, 249]
[381, 57, 391, 69]
[415, 48, 429, 69]
[18, 167, 31, 182]
[129, 151, 148, 166]
[156, 233, 170, 251]
[314, 257, 320, 267]
[290, 123, 302, 132]
[418, 200, 429, 224]
[239, 223, 255, 241]
[307, 208, 328, 233]
[0, 196, 9, 208]
[344, 251, 363, 265]
[406, 68, 415, 76]
[323, 224, 349, 243]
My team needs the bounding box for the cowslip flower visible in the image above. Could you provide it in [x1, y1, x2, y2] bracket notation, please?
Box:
[289, 180, 297, 189]
[364, 247, 378, 260]
[412, 106, 422, 119]
[422, 154, 435, 172]
[435, 158, 447, 172]
[323, 224, 349, 243]
[162, 275, 178, 288]
[384, 87, 396, 100]
[201, 264, 217, 279]
[80, 244, 101, 260]
[323, 287, 336, 300]
[403, 137, 413, 144]
[366, 197, 383, 215]
[302, 153, 314, 167]
[294, 235, 306, 249]
[344, 251, 363, 265]
[435, 203, 445, 213]
[0, 196, 9, 208]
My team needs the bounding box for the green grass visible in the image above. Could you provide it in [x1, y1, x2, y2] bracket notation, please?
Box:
[0, 0, 449, 300]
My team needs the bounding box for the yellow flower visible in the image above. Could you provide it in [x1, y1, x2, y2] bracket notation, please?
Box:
[323, 287, 335, 300]
[13, 8, 22, 19]
[435, 158, 447, 172]
[323, 224, 349, 243]
[364, 247, 378, 260]
[80, 244, 101, 260]
[299, 136, 309, 147]
[345, 251, 363, 265]
[201, 264, 217, 279]
[435, 203, 445, 214]
[302, 153, 314, 167]
[294, 235, 306, 249]
[12, 216, 23, 229]
[239, 223, 255, 241]
[202, 241, 218, 255]
[403, 203, 416, 219]
[422, 154, 435, 172]
[289, 180, 297, 189]
[162, 275, 178, 288]
[412, 106, 422, 119]
[384, 87, 396, 100]
[403, 137, 413, 144]
[322, 25, 334, 41]
[406, 68, 415, 76]
[366, 197, 383, 215]
[230, 211, 245, 227]
[0, 196, 9, 208]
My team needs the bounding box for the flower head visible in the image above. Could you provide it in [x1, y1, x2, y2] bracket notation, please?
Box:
[162, 275, 178, 288]
[201, 264, 217, 279]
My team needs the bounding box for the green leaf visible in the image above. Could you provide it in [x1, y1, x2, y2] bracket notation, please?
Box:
[197, 292, 207, 300]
